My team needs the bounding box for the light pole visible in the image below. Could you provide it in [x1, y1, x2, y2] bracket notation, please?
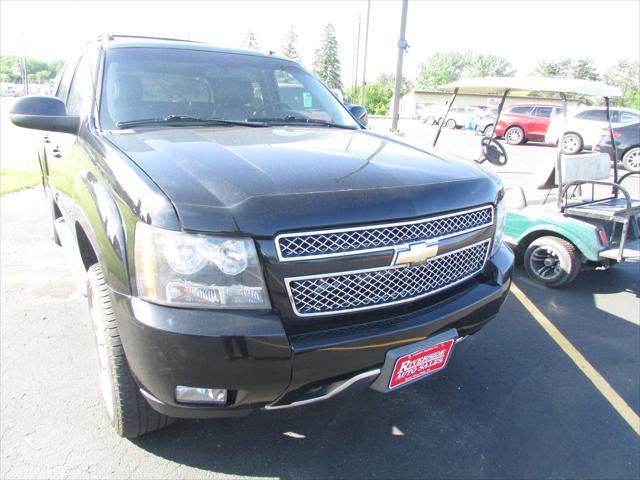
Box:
[391, 0, 409, 132]
[353, 15, 361, 99]
[360, 0, 370, 106]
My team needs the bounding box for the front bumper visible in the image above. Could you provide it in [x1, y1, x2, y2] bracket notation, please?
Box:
[112, 244, 514, 418]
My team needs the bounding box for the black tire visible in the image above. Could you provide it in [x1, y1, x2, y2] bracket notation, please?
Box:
[483, 124, 494, 137]
[622, 147, 640, 173]
[561, 133, 583, 155]
[87, 264, 174, 438]
[505, 126, 525, 145]
[445, 118, 456, 129]
[426, 115, 436, 126]
[523, 236, 581, 288]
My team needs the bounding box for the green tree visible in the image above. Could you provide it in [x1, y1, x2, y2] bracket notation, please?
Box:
[344, 73, 412, 115]
[313, 23, 342, 90]
[416, 51, 514, 90]
[604, 59, 640, 109]
[533, 58, 573, 78]
[282, 26, 302, 63]
[0, 55, 63, 84]
[571, 57, 600, 81]
[244, 30, 260, 51]
[375, 73, 413, 96]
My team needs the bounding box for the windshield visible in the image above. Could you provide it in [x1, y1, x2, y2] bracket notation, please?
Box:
[99, 47, 358, 130]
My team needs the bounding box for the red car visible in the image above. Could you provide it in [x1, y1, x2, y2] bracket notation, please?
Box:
[494, 104, 564, 144]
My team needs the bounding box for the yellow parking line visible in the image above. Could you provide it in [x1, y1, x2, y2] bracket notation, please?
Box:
[511, 283, 640, 436]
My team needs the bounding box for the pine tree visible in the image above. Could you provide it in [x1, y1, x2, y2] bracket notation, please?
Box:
[313, 24, 342, 90]
[244, 31, 259, 51]
[282, 27, 302, 63]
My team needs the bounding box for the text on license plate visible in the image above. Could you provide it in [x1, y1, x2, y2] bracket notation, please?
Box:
[388, 339, 455, 389]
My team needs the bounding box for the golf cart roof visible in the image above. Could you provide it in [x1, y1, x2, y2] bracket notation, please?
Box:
[439, 77, 622, 97]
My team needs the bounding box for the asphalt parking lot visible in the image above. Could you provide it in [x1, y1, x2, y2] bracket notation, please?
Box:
[1, 122, 639, 479]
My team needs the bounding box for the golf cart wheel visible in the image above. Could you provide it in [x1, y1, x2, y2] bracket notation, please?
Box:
[505, 126, 525, 145]
[622, 147, 640, 172]
[87, 264, 174, 438]
[524, 236, 581, 288]
[483, 124, 494, 137]
[561, 133, 583, 154]
[445, 119, 456, 129]
[425, 115, 436, 125]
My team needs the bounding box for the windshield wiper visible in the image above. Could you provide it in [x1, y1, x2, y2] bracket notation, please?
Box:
[251, 116, 357, 130]
[116, 115, 268, 129]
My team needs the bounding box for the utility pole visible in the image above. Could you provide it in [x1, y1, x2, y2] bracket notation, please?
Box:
[21, 32, 29, 95]
[391, 0, 409, 132]
[360, 0, 371, 106]
[353, 15, 361, 99]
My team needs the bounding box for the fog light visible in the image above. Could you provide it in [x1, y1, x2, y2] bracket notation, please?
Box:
[175, 386, 227, 405]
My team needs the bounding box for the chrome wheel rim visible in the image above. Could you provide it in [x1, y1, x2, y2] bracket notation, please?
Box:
[625, 149, 640, 170]
[562, 135, 579, 153]
[89, 287, 114, 420]
[506, 128, 522, 143]
[446, 119, 456, 128]
[529, 247, 563, 281]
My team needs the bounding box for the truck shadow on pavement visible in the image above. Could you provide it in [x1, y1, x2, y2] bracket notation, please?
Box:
[132, 269, 639, 480]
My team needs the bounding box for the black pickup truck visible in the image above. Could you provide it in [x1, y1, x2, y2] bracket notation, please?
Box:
[10, 35, 513, 438]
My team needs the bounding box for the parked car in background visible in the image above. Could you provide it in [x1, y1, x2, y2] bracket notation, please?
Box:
[594, 122, 640, 172]
[546, 107, 640, 154]
[494, 104, 563, 145]
[473, 107, 499, 136]
[442, 106, 485, 129]
[418, 104, 446, 125]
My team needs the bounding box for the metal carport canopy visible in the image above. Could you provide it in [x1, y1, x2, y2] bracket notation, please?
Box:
[438, 76, 622, 97]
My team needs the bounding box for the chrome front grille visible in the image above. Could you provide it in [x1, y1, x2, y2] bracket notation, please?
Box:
[276, 205, 493, 261]
[286, 240, 490, 317]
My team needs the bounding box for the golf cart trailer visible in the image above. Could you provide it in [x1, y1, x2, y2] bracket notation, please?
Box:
[434, 77, 640, 287]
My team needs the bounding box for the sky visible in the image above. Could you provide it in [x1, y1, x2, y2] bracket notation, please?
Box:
[1, 0, 639, 88]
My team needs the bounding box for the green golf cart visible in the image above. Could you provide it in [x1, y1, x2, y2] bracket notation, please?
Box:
[434, 77, 640, 287]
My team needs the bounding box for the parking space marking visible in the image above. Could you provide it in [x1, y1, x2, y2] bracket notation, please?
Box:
[511, 283, 640, 436]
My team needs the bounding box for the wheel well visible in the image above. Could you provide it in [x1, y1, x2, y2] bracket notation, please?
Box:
[518, 230, 576, 252]
[621, 145, 640, 159]
[75, 223, 98, 271]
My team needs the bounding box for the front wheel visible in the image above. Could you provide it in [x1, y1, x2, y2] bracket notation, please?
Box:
[445, 118, 456, 129]
[505, 126, 525, 145]
[523, 236, 581, 288]
[483, 124, 494, 137]
[87, 264, 174, 437]
[622, 147, 640, 172]
[425, 115, 436, 125]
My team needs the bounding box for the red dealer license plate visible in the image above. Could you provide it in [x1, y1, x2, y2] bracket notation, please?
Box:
[388, 338, 455, 389]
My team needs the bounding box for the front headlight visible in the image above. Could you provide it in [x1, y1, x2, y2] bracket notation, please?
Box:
[491, 196, 506, 257]
[134, 223, 271, 309]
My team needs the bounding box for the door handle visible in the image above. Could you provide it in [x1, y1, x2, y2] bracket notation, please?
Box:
[52, 147, 62, 158]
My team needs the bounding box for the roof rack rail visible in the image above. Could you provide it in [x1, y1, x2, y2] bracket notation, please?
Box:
[96, 34, 204, 44]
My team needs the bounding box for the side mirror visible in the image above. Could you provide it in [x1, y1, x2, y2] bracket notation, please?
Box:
[10, 96, 80, 135]
[347, 104, 369, 128]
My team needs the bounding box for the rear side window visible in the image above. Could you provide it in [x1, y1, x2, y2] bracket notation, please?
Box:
[533, 106, 553, 118]
[66, 56, 93, 115]
[575, 110, 608, 121]
[615, 111, 640, 124]
[55, 61, 76, 103]
[509, 106, 533, 115]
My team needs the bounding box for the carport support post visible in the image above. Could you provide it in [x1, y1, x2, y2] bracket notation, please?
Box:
[489, 90, 509, 142]
[432, 88, 457, 147]
[390, 0, 409, 132]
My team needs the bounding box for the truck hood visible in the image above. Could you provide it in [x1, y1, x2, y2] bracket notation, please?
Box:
[106, 126, 500, 236]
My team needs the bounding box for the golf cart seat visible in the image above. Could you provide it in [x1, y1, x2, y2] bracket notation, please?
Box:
[504, 157, 558, 210]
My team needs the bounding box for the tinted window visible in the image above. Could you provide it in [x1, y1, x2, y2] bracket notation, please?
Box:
[66, 56, 93, 115]
[575, 110, 608, 121]
[55, 61, 76, 103]
[533, 106, 553, 118]
[99, 48, 357, 129]
[616, 111, 640, 124]
[509, 106, 533, 115]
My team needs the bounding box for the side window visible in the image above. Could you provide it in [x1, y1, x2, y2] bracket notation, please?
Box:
[55, 61, 76, 103]
[616, 111, 640, 124]
[66, 56, 93, 115]
[533, 106, 553, 118]
[575, 110, 608, 121]
[509, 106, 533, 115]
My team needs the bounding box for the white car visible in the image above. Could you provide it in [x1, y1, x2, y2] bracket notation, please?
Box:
[417, 104, 447, 125]
[545, 107, 640, 154]
[441, 106, 485, 129]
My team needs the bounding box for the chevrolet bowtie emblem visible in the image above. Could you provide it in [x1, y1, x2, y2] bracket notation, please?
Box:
[392, 241, 439, 267]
